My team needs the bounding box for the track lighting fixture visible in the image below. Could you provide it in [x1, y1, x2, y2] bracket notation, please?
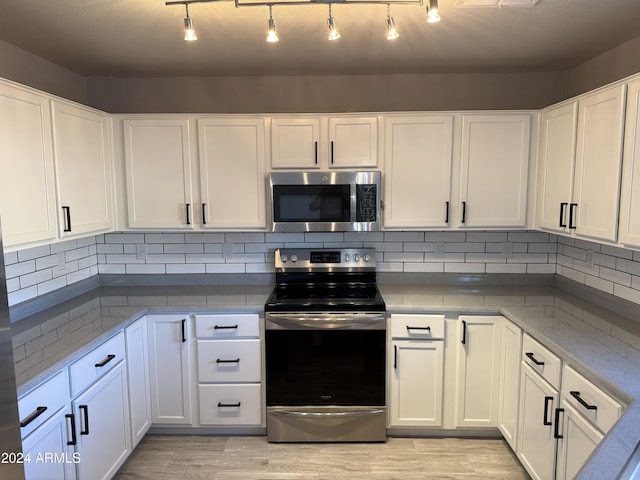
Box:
[167, 0, 444, 43]
[183, 4, 197, 41]
[385, 4, 399, 40]
[266, 5, 279, 43]
[327, 4, 341, 41]
[426, 0, 441, 23]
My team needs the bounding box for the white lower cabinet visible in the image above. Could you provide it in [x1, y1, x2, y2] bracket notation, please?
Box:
[22, 408, 77, 480]
[72, 361, 131, 480]
[125, 316, 152, 447]
[517, 362, 559, 480]
[455, 315, 503, 428]
[498, 318, 522, 450]
[195, 314, 263, 427]
[388, 314, 445, 427]
[147, 314, 193, 425]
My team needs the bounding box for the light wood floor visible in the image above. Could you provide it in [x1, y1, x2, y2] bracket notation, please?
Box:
[113, 435, 531, 479]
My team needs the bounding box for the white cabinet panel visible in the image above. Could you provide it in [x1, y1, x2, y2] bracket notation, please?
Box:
[517, 362, 559, 480]
[383, 115, 453, 229]
[69, 332, 125, 397]
[0, 83, 57, 247]
[537, 103, 578, 233]
[52, 101, 114, 237]
[123, 118, 194, 229]
[328, 116, 378, 168]
[197, 339, 261, 383]
[147, 315, 193, 424]
[198, 117, 266, 229]
[198, 384, 262, 426]
[619, 78, 640, 248]
[459, 114, 530, 228]
[498, 318, 522, 451]
[455, 315, 503, 427]
[389, 340, 444, 427]
[271, 117, 321, 168]
[125, 317, 151, 448]
[572, 85, 626, 241]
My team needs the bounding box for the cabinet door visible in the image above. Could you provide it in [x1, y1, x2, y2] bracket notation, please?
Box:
[147, 315, 192, 424]
[73, 362, 130, 480]
[384, 116, 453, 229]
[198, 117, 266, 229]
[0, 83, 57, 247]
[389, 340, 444, 427]
[517, 363, 559, 480]
[52, 101, 114, 237]
[619, 79, 640, 248]
[555, 400, 603, 480]
[328, 116, 378, 168]
[22, 409, 77, 480]
[498, 318, 522, 451]
[271, 117, 321, 168]
[455, 315, 503, 427]
[123, 118, 193, 229]
[537, 103, 578, 233]
[125, 317, 151, 448]
[459, 114, 530, 228]
[572, 84, 626, 241]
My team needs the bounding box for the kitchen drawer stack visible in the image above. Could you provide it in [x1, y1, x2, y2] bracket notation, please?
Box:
[195, 314, 263, 426]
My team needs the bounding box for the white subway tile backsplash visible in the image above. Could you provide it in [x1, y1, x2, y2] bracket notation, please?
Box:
[6, 229, 640, 309]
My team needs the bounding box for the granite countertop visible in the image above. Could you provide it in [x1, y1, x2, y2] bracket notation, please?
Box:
[10, 278, 640, 479]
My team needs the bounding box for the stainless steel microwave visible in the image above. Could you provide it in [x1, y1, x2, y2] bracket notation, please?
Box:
[268, 171, 381, 232]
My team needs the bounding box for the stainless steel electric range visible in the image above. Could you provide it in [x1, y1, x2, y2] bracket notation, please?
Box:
[264, 247, 386, 442]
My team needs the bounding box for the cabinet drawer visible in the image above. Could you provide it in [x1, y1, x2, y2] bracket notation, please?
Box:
[195, 314, 260, 338]
[18, 370, 69, 439]
[198, 384, 262, 425]
[390, 314, 445, 339]
[561, 365, 623, 434]
[522, 334, 562, 390]
[69, 332, 125, 396]
[197, 339, 261, 383]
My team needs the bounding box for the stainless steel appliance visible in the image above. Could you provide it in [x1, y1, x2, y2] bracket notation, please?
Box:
[0, 219, 26, 479]
[264, 247, 386, 442]
[268, 171, 381, 232]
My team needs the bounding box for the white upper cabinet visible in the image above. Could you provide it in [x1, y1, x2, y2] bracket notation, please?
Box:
[271, 117, 321, 169]
[123, 118, 194, 229]
[52, 101, 114, 237]
[198, 117, 267, 229]
[537, 84, 626, 242]
[328, 116, 378, 168]
[0, 83, 57, 248]
[537, 103, 578, 233]
[459, 114, 531, 228]
[618, 78, 640, 248]
[383, 115, 454, 229]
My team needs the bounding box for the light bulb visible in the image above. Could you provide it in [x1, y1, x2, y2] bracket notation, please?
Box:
[386, 17, 399, 40]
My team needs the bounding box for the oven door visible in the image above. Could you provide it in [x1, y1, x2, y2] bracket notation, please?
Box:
[265, 313, 386, 442]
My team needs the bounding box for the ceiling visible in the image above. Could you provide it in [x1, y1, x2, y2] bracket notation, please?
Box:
[1, 0, 640, 77]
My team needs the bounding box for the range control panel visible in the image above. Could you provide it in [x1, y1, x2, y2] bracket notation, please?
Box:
[275, 248, 377, 271]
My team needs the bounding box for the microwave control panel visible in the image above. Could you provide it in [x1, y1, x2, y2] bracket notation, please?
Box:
[356, 184, 378, 222]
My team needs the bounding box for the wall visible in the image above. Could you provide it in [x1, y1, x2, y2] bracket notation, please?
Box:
[86, 72, 568, 114]
[0, 39, 87, 104]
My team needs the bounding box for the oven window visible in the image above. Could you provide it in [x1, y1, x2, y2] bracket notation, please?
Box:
[273, 185, 350, 222]
[266, 330, 385, 406]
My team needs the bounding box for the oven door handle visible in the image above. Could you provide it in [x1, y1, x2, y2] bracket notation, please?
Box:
[266, 313, 386, 330]
[270, 408, 386, 418]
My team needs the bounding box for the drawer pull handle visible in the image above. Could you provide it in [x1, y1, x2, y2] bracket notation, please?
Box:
[214, 324, 239, 330]
[95, 354, 116, 367]
[66, 413, 77, 446]
[554, 408, 565, 439]
[20, 406, 48, 427]
[218, 402, 241, 408]
[216, 358, 240, 363]
[79, 405, 89, 435]
[570, 391, 598, 411]
[525, 352, 545, 366]
[543, 396, 553, 426]
[407, 326, 431, 332]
